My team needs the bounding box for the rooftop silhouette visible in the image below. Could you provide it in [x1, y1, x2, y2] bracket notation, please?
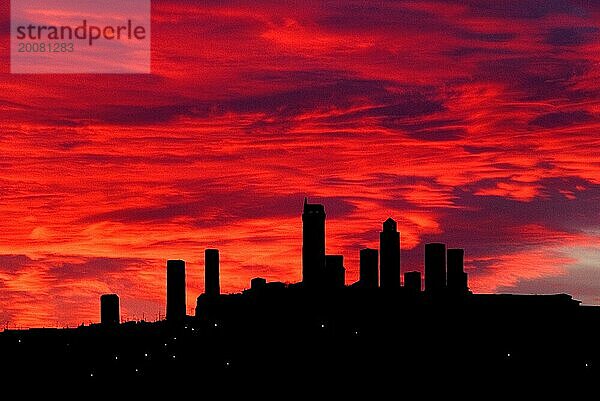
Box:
[1, 197, 598, 387]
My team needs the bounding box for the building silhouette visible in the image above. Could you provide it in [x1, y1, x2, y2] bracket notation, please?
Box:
[100, 294, 120, 325]
[302, 198, 326, 288]
[447, 248, 468, 294]
[251, 277, 267, 290]
[359, 248, 378, 288]
[324, 255, 345, 288]
[380, 218, 400, 289]
[166, 259, 186, 322]
[404, 271, 421, 293]
[425, 243, 446, 294]
[205, 249, 220, 297]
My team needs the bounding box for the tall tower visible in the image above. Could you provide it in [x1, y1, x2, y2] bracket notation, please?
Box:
[425, 243, 446, 294]
[359, 248, 378, 288]
[380, 218, 400, 289]
[447, 248, 468, 294]
[166, 259, 186, 322]
[205, 249, 220, 297]
[302, 198, 326, 288]
[100, 294, 120, 325]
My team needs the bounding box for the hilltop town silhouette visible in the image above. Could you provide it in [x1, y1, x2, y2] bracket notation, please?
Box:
[1, 198, 598, 385]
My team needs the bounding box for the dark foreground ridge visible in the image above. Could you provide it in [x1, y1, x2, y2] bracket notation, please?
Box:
[1, 198, 598, 387]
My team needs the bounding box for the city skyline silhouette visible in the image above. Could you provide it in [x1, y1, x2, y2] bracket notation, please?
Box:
[1, 199, 598, 385]
[1, 197, 598, 328]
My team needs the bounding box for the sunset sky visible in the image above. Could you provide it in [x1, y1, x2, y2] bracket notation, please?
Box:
[1, 0, 600, 328]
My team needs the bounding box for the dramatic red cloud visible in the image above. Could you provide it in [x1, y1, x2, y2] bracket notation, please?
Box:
[1, 0, 599, 327]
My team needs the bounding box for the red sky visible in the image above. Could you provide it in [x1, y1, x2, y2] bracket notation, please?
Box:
[1, 0, 600, 328]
